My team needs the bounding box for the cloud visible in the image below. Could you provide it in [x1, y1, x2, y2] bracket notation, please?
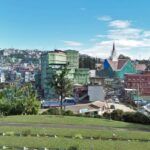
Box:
[96, 34, 106, 38]
[97, 16, 112, 21]
[109, 20, 131, 28]
[107, 28, 142, 40]
[63, 41, 83, 47]
[62, 18, 150, 60]
[143, 31, 150, 37]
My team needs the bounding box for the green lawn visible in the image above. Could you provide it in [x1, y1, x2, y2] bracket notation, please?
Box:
[0, 136, 149, 150]
[0, 115, 149, 130]
[0, 127, 150, 140]
[0, 115, 150, 149]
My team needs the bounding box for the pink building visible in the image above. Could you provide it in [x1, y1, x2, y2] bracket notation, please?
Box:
[125, 72, 150, 96]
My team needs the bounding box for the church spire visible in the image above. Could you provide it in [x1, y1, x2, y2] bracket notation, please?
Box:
[109, 42, 117, 61]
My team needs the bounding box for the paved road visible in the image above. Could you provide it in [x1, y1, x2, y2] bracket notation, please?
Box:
[0, 122, 150, 132]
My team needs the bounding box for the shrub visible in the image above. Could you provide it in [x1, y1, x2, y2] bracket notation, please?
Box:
[123, 112, 150, 125]
[5, 131, 14, 136]
[111, 109, 124, 121]
[122, 112, 135, 122]
[42, 108, 74, 116]
[110, 105, 115, 109]
[42, 107, 60, 115]
[103, 112, 111, 119]
[63, 110, 74, 116]
[22, 129, 31, 136]
[68, 146, 79, 150]
[74, 134, 83, 139]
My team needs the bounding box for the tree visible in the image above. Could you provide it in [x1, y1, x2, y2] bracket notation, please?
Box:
[50, 65, 73, 111]
[118, 54, 130, 60]
[0, 83, 40, 115]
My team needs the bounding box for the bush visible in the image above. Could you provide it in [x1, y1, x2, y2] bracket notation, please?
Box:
[42, 108, 74, 116]
[111, 109, 124, 121]
[47, 107, 61, 115]
[22, 129, 31, 136]
[103, 112, 111, 119]
[103, 110, 150, 125]
[74, 134, 83, 139]
[63, 110, 74, 116]
[110, 105, 115, 109]
[123, 112, 150, 125]
[68, 146, 79, 150]
[5, 131, 14, 136]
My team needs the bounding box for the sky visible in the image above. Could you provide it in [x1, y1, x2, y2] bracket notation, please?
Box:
[0, 0, 150, 59]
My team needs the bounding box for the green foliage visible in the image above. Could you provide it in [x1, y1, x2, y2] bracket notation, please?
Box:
[123, 112, 150, 125]
[103, 110, 150, 125]
[42, 108, 74, 116]
[0, 83, 40, 116]
[79, 54, 101, 69]
[74, 134, 83, 139]
[118, 54, 131, 60]
[111, 109, 124, 121]
[5, 131, 14, 136]
[50, 65, 73, 110]
[22, 129, 31, 136]
[68, 146, 79, 150]
[63, 110, 74, 116]
[42, 107, 60, 115]
[110, 105, 115, 109]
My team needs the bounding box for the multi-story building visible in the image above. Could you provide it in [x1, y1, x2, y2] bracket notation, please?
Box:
[41, 50, 67, 98]
[41, 49, 89, 99]
[125, 72, 150, 96]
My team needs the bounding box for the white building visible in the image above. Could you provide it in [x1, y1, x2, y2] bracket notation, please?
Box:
[88, 85, 105, 102]
[0, 71, 5, 83]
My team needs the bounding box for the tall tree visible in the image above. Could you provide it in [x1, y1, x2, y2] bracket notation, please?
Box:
[50, 65, 73, 111]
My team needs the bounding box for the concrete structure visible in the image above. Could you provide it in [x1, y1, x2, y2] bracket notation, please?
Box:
[65, 50, 79, 69]
[88, 85, 105, 102]
[0, 71, 5, 83]
[89, 70, 96, 78]
[90, 77, 104, 85]
[41, 50, 67, 99]
[125, 72, 150, 96]
[74, 68, 89, 85]
[41, 49, 89, 99]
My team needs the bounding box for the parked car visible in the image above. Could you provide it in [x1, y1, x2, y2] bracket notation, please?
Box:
[62, 98, 76, 106]
[42, 100, 60, 108]
[42, 98, 76, 108]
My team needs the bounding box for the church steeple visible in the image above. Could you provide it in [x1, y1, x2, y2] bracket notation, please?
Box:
[109, 42, 117, 61]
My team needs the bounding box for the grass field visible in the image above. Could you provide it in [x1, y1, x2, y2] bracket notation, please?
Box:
[0, 115, 150, 130]
[0, 115, 149, 150]
[0, 136, 150, 150]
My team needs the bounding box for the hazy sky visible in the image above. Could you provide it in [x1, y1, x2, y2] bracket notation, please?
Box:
[0, 0, 150, 59]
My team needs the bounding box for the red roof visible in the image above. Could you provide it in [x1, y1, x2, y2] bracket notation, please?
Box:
[108, 59, 128, 71]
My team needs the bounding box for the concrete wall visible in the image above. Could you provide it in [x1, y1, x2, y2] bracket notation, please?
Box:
[88, 85, 105, 102]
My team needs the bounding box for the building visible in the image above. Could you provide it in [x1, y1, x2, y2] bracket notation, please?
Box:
[98, 43, 145, 79]
[41, 49, 89, 99]
[0, 71, 5, 83]
[88, 85, 105, 102]
[125, 72, 150, 96]
[41, 50, 67, 99]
